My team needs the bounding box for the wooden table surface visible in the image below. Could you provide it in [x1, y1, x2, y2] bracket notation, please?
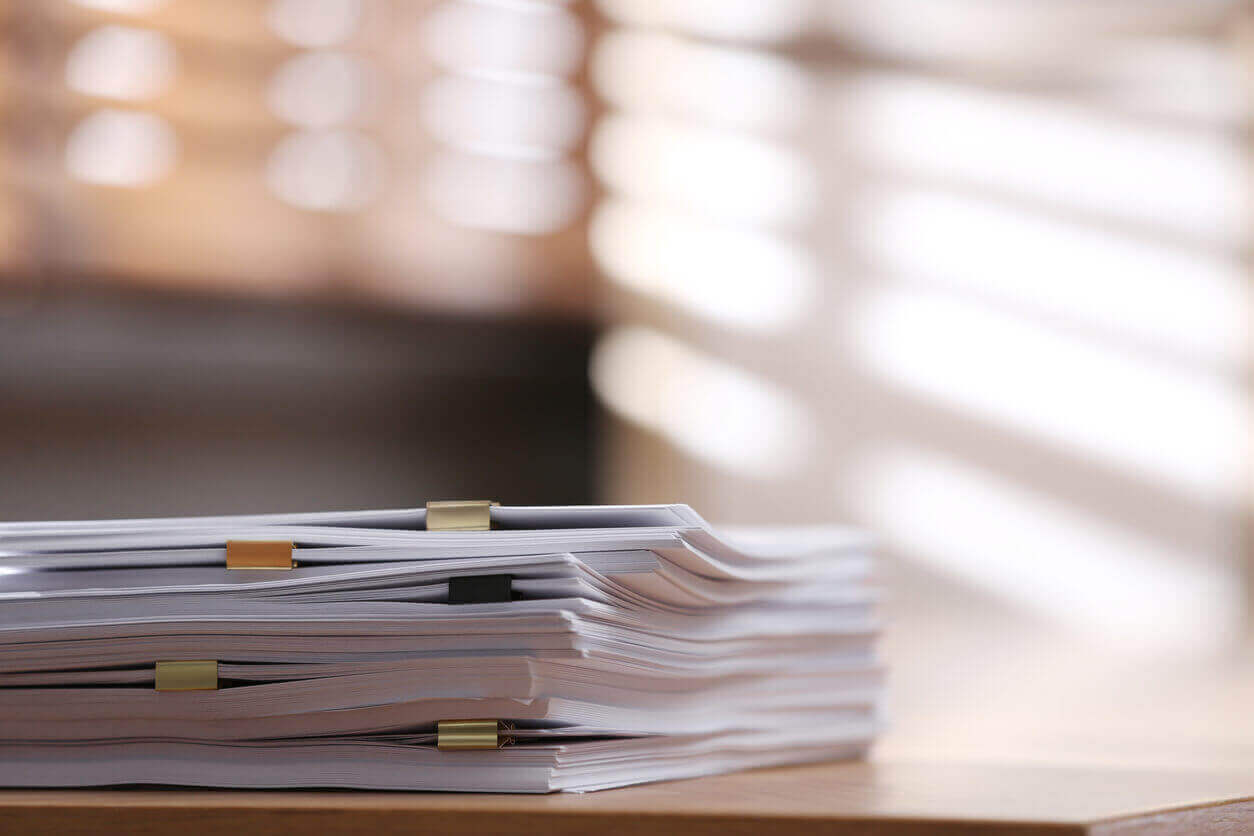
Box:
[3, 759, 1251, 835]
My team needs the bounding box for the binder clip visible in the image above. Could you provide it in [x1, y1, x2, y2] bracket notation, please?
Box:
[426, 500, 497, 532]
[448, 573, 514, 605]
[155, 660, 219, 691]
[226, 540, 295, 570]
[437, 719, 507, 750]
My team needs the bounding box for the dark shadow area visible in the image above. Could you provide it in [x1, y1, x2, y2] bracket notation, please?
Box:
[0, 282, 596, 520]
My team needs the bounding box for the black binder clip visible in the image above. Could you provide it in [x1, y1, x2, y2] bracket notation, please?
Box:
[448, 573, 514, 605]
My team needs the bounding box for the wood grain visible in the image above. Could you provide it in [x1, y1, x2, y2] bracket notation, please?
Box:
[0, 760, 1251, 835]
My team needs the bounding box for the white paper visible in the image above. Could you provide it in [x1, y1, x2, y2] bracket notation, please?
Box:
[0, 504, 882, 791]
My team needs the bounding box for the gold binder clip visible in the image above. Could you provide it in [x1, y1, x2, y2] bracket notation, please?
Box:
[437, 719, 503, 750]
[226, 540, 295, 570]
[426, 500, 498, 532]
[155, 660, 219, 691]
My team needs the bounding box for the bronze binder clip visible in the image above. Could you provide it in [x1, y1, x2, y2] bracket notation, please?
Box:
[155, 660, 219, 691]
[436, 719, 504, 750]
[226, 540, 295, 570]
[426, 500, 498, 532]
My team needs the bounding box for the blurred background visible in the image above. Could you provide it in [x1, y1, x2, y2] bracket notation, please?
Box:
[2, 0, 1253, 772]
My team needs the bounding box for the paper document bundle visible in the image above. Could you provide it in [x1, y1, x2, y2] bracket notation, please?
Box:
[0, 502, 881, 792]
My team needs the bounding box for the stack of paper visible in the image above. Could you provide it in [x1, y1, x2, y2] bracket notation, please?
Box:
[0, 503, 881, 792]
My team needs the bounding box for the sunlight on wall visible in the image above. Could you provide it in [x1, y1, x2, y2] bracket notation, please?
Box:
[70, 0, 167, 13]
[853, 186, 1250, 368]
[591, 114, 816, 228]
[267, 0, 361, 47]
[265, 0, 379, 213]
[590, 200, 815, 331]
[65, 109, 177, 186]
[591, 30, 810, 133]
[419, 74, 584, 159]
[849, 287, 1249, 502]
[591, 326, 813, 478]
[418, 0, 586, 234]
[423, 151, 584, 235]
[844, 72, 1250, 247]
[848, 445, 1243, 654]
[596, 0, 811, 44]
[588, 25, 815, 333]
[63, 14, 178, 189]
[590, 0, 1252, 658]
[65, 25, 176, 101]
[267, 51, 371, 128]
[824, 0, 1236, 69]
[266, 129, 384, 212]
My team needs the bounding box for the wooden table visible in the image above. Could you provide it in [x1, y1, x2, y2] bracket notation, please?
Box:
[3, 759, 1251, 835]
